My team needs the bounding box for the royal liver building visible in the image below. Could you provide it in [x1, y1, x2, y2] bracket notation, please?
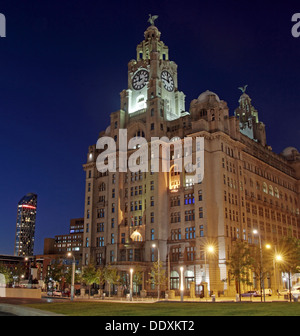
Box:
[82, 17, 300, 297]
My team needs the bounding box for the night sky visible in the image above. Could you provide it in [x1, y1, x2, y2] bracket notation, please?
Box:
[0, 0, 299, 255]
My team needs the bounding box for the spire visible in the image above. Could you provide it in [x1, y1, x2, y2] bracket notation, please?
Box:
[234, 86, 266, 145]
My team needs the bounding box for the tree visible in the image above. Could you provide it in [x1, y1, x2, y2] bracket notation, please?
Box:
[250, 244, 274, 300]
[276, 235, 300, 301]
[147, 261, 167, 300]
[81, 263, 100, 298]
[64, 264, 81, 288]
[132, 265, 144, 297]
[103, 265, 120, 297]
[0, 263, 13, 285]
[226, 240, 254, 299]
[11, 262, 27, 286]
[46, 259, 64, 290]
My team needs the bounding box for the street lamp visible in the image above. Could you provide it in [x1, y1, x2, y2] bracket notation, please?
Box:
[130, 268, 133, 301]
[67, 252, 75, 301]
[180, 266, 184, 302]
[253, 230, 265, 302]
[152, 243, 160, 300]
[204, 244, 215, 295]
[274, 253, 283, 297]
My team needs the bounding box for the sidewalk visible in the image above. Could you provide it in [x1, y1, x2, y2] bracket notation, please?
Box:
[0, 297, 64, 316]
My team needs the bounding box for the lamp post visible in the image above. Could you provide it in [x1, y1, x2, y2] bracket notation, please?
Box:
[130, 268, 133, 301]
[152, 243, 160, 300]
[274, 253, 283, 298]
[67, 252, 75, 301]
[180, 266, 184, 302]
[204, 245, 215, 296]
[253, 230, 265, 302]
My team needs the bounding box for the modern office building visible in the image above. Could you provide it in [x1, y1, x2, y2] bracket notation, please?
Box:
[43, 218, 84, 255]
[14, 193, 38, 257]
[82, 20, 300, 295]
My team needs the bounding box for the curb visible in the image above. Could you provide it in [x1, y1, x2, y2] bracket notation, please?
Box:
[0, 303, 64, 316]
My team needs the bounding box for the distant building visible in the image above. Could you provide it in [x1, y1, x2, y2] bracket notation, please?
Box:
[43, 218, 83, 255]
[14, 193, 37, 257]
[37, 218, 84, 284]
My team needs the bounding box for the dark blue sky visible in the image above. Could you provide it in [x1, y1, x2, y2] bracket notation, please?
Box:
[0, 0, 299, 255]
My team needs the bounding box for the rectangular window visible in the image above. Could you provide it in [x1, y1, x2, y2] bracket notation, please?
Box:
[151, 228, 155, 240]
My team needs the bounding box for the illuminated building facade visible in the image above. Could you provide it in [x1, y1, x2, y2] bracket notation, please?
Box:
[82, 21, 300, 295]
[14, 193, 38, 257]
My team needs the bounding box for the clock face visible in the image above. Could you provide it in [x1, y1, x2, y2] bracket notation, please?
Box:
[132, 69, 149, 90]
[161, 70, 174, 92]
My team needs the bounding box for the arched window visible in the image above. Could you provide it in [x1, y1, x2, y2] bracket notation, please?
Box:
[269, 185, 274, 196]
[170, 166, 180, 176]
[262, 182, 267, 193]
[131, 231, 143, 242]
[274, 187, 279, 198]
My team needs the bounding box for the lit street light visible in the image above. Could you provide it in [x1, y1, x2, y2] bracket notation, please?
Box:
[180, 266, 184, 302]
[67, 252, 75, 301]
[204, 244, 215, 296]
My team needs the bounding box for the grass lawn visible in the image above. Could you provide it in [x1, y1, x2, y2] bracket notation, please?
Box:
[24, 301, 300, 316]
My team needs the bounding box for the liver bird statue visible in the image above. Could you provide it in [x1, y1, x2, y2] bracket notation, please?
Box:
[238, 85, 248, 94]
[148, 14, 158, 26]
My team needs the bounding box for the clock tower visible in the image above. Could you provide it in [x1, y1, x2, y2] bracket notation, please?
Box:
[120, 17, 187, 124]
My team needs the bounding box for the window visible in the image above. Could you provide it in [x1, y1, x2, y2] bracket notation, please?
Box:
[110, 250, 114, 263]
[262, 182, 267, 193]
[96, 236, 104, 247]
[187, 246, 196, 261]
[97, 223, 104, 232]
[184, 194, 195, 205]
[171, 229, 181, 241]
[199, 207, 203, 218]
[151, 123, 154, 130]
[185, 210, 195, 221]
[171, 212, 181, 223]
[96, 253, 103, 265]
[151, 229, 155, 240]
[269, 185, 274, 196]
[200, 225, 204, 237]
[97, 208, 105, 218]
[198, 190, 203, 201]
[111, 234, 115, 244]
[185, 227, 196, 239]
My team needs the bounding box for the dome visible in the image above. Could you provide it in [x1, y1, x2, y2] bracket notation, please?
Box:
[281, 147, 299, 157]
[105, 125, 111, 135]
[144, 25, 161, 40]
[197, 90, 220, 103]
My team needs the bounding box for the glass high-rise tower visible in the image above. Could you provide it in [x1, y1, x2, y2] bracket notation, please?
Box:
[14, 193, 38, 256]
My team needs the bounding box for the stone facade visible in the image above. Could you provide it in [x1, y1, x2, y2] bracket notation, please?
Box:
[82, 22, 300, 296]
